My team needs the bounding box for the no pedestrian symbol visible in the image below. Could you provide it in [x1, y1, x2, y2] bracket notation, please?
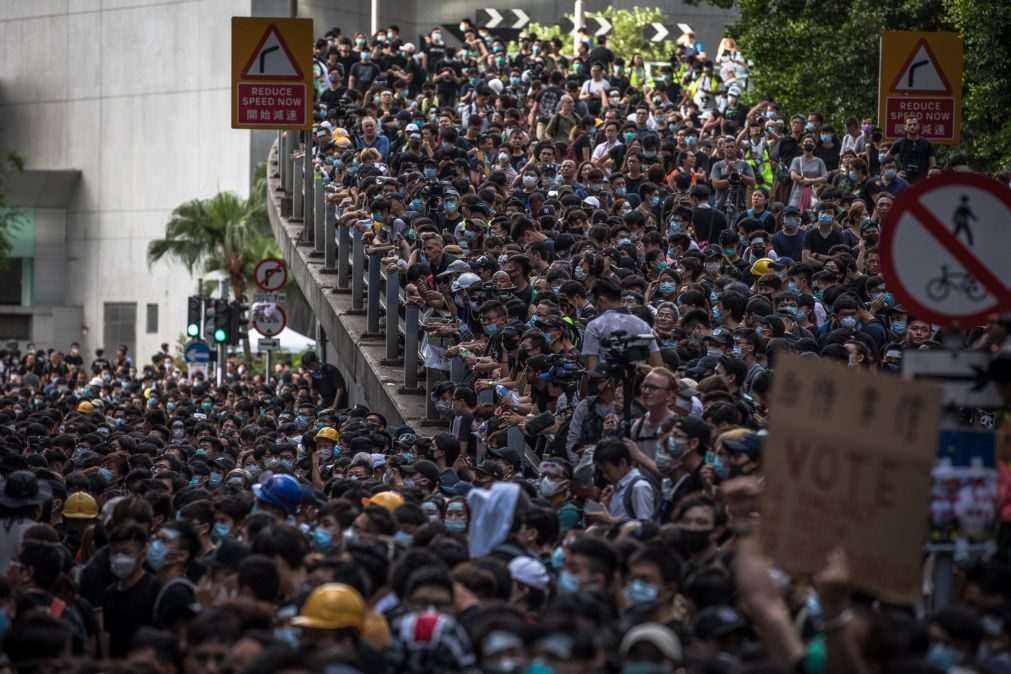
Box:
[880, 173, 1011, 327]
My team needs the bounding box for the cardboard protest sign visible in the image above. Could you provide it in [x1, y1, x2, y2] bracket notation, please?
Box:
[760, 354, 941, 602]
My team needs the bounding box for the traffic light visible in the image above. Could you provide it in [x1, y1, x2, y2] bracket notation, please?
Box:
[212, 299, 230, 343]
[228, 301, 249, 346]
[186, 296, 202, 338]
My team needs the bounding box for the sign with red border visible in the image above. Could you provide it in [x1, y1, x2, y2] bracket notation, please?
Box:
[879, 173, 1011, 327]
[232, 18, 312, 130]
[254, 257, 288, 292]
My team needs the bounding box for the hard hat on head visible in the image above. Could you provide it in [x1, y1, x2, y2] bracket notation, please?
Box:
[750, 257, 775, 276]
[252, 474, 302, 514]
[315, 427, 340, 443]
[361, 491, 404, 513]
[291, 583, 366, 630]
[64, 492, 99, 520]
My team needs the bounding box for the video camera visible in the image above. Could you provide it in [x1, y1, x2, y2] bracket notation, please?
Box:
[601, 331, 654, 375]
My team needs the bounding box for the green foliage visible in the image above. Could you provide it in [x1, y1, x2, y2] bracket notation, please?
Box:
[148, 162, 276, 301]
[726, 0, 947, 124]
[944, 0, 1011, 172]
[0, 147, 26, 264]
[514, 7, 673, 62]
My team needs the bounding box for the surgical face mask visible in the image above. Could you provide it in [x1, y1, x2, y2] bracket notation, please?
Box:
[557, 570, 584, 594]
[884, 168, 898, 179]
[848, 170, 857, 182]
[110, 553, 138, 580]
[209, 472, 222, 487]
[731, 345, 743, 358]
[146, 538, 170, 571]
[313, 527, 335, 553]
[839, 315, 858, 329]
[623, 132, 635, 143]
[445, 519, 467, 531]
[891, 320, 907, 336]
[212, 522, 232, 540]
[444, 200, 458, 213]
[925, 643, 964, 670]
[423, 167, 437, 179]
[817, 213, 833, 226]
[658, 282, 677, 296]
[649, 195, 660, 208]
[538, 477, 561, 498]
[667, 221, 681, 236]
[483, 323, 500, 336]
[435, 400, 455, 415]
[522, 175, 538, 188]
[783, 216, 799, 229]
[99, 467, 114, 483]
[705, 261, 721, 274]
[623, 579, 659, 606]
[574, 267, 588, 281]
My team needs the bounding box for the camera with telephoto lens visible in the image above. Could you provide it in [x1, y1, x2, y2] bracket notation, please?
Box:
[601, 331, 653, 376]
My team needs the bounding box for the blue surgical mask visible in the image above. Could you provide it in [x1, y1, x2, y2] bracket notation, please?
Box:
[212, 523, 232, 540]
[99, 467, 114, 483]
[667, 221, 681, 236]
[925, 643, 964, 670]
[848, 170, 857, 182]
[394, 531, 415, 546]
[658, 282, 676, 296]
[312, 527, 335, 553]
[280, 459, 294, 470]
[820, 133, 831, 143]
[731, 345, 742, 358]
[423, 168, 437, 179]
[146, 538, 169, 571]
[884, 168, 898, 179]
[557, 570, 583, 594]
[614, 187, 626, 197]
[445, 519, 467, 531]
[891, 320, 907, 336]
[188, 476, 200, 488]
[686, 135, 697, 147]
[818, 213, 833, 225]
[444, 201, 457, 212]
[296, 415, 309, 430]
[623, 579, 659, 606]
[722, 246, 736, 256]
[712, 306, 722, 323]
[483, 323, 499, 336]
[551, 547, 564, 571]
[787, 282, 799, 293]
[209, 472, 222, 487]
[410, 199, 424, 211]
[649, 195, 660, 208]
[710, 453, 729, 480]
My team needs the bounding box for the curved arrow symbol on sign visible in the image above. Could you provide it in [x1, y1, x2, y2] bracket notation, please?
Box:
[511, 9, 530, 29]
[483, 8, 503, 28]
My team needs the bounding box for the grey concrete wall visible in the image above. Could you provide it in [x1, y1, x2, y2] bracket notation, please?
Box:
[0, 0, 254, 358]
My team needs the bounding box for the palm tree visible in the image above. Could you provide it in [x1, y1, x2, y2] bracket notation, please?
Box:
[148, 191, 263, 300]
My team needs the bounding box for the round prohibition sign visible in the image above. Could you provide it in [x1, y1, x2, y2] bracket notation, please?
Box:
[253, 305, 287, 337]
[254, 257, 288, 292]
[879, 173, 1011, 327]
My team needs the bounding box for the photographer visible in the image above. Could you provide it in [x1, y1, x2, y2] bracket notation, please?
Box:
[709, 137, 755, 219]
[582, 278, 663, 373]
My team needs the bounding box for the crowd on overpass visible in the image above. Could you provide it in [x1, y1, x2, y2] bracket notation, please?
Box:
[0, 17, 1009, 674]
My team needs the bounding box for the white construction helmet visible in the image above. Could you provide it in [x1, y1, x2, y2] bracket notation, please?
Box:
[451, 273, 482, 292]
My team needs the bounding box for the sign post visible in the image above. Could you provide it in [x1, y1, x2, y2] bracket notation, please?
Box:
[880, 173, 1011, 328]
[760, 354, 941, 602]
[878, 32, 963, 144]
[232, 18, 313, 131]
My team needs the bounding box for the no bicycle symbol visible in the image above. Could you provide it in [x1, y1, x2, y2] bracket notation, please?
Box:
[880, 173, 1011, 327]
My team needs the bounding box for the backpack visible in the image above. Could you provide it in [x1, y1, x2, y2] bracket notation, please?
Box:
[153, 576, 197, 624]
[622, 475, 657, 521]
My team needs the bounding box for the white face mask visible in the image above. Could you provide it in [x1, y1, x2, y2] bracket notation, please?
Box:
[538, 477, 561, 498]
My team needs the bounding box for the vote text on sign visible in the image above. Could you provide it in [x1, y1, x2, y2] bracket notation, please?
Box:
[760, 354, 940, 602]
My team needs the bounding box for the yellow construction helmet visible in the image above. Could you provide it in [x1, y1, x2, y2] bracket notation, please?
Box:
[291, 583, 365, 630]
[750, 257, 775, 276]
[64, 492, 98, 520]
[362, 491, 404, 513]
[77, 401, 95, 414]
[314, 427, 340, 443]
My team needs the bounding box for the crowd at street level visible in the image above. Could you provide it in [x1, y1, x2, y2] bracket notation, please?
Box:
[0, 18, 1009, 674]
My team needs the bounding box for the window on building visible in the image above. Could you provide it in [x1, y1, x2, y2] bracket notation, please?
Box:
[0, 259, 24, 305]
[146, 303, 158, 334]
[103, 303, 136, 360]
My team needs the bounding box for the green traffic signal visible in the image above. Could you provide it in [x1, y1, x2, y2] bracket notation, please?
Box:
[213, 328, 227, 343]
[187, 323, 200, 337]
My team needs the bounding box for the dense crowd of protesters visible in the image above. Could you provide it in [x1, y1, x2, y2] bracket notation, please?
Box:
[0, 19, 1010, 674]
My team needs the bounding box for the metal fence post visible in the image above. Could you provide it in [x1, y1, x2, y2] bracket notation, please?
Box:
[384, 270, 400, 361]
[450, 356, 466, 384]
[401, 306, 420, 392]
[336, 221, 351, 291]
[350, 226, 364, 312]
[282, 133, 292, 195]
[302, 132, 313, 242]
[323, 202, 337, 272]
[291, 157, 303, 221]
[276, 132, 285, 186]
[312, 173, 324, 255]
[365, 253, 381, 335]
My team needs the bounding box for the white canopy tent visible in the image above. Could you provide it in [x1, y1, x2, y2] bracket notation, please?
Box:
[252, 326, 315, 353]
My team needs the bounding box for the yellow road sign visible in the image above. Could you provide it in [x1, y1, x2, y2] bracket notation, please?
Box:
[232, 17, 313, 130]
[878, 32, 962, 145]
